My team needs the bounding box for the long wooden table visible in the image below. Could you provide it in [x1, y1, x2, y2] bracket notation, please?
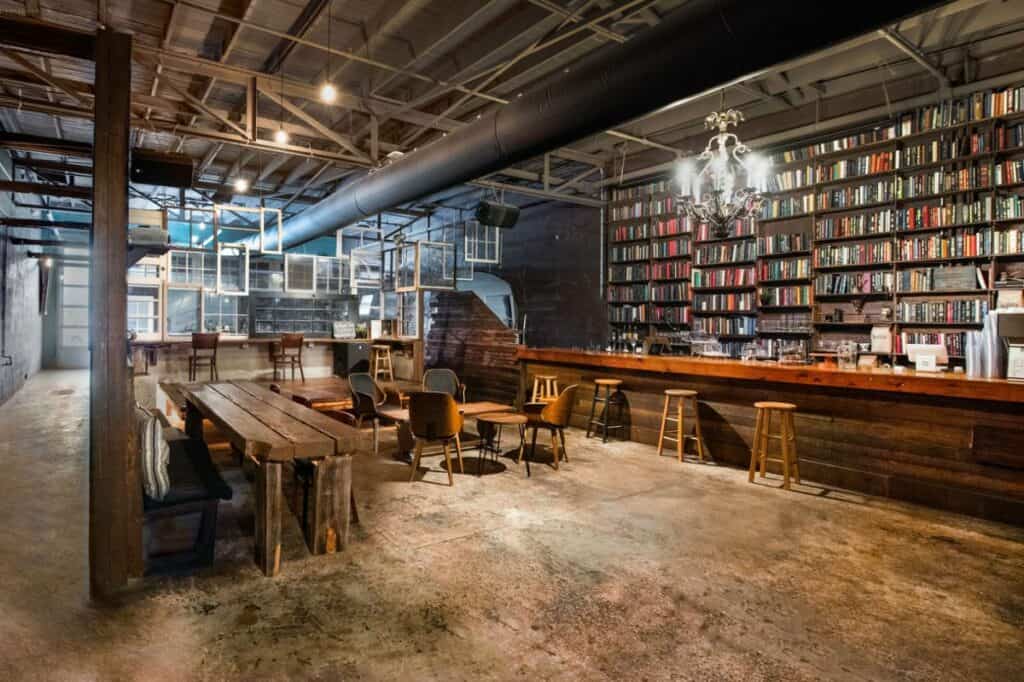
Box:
[184, 381, 358, 576]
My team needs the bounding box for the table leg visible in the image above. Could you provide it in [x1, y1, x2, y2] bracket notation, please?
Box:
[254, 461, 283, 577]
[307, 454, 353, 555]
[184, 402, 204, 440]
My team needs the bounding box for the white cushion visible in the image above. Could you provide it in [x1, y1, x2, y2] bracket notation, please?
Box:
[136, 405, 170, 501]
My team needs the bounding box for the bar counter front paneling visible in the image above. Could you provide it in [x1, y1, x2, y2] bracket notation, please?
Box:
[517, 347, 1024, 525]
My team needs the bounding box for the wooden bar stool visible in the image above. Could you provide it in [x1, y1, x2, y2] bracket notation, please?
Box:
[748, 401, 801, 490]
[371, 344, 394, 382]
[586, 378, 625, 442]
[531, 374, 559, 403]
[657, 389, 707, 462]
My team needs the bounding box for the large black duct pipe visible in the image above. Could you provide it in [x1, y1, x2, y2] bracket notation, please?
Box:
[258, 0, 944, 250]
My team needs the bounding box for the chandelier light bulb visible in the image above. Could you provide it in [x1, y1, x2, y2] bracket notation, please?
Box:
[274, 128, 290, 145]
[320, 82, 337, 104]
[233, 177, 250, 193]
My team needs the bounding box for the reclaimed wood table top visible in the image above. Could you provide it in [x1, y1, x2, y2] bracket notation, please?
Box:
[378, 400, 515, 423]
[184, 381, 356, 462]
[271, 376, 422, 406]
[475, 411, 528, 426]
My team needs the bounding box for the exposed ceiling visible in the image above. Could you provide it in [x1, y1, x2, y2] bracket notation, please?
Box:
[2, 0, 1024, 225]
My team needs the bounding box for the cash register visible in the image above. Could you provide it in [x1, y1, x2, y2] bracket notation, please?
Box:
[998, 312, 1024, 382]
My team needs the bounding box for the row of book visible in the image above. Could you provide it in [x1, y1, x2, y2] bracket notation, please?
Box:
[695, 219, 755, 241]
[896, 266, 983, 293]
[996, 195, 1024, 220]
[651, 305, 690, 325]
[651, 283, 689, 302]
[693, 292, 756, 312]
[896, 299, 989, 324]
[653, 216, 689, 237]
[762, 194, 814, 219]
[652, 260, 691, 280]
[898, 87, 1024, 135]
[996, 123, 1024, 151]
[694, 316, 757, 336]
[610, 180, 673, 202]
[607, 264, 649, 283]
[759, 285, 811, 306]
[816, 209, 894, 240]
[610, 201, 649, 221]
[694, 241, 758, 265]
[758, 313, 813, 333]
[817, 151, 895, 183]
[609, 243, 650, 263]
[817, 179, 897, 211]
[815, 271, 894, 295]
[771, 165, 815, 192]
[995, 227, 1024, 255]
[996, 159, 1024, 186]
[653, 238, 690, 259]
[608, 304, 647, 323]
[898, 165, 990, 198]
[758, 257, 811, 281]
[650, 196, 677, 216]
[897, 228, 992, 261]
[608, 284, 648, 303]
[758, 233, 810, 255]
[814, 240, 894, 268]
[692, 266, 756, 288]
[898, 134, 992, 168]
[610, 223, 649, 243]
[897, 199, 992, 230]
[892, 331, 968, 357]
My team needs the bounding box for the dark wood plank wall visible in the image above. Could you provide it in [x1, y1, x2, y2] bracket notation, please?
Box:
[521, 359, 1024, 526]
[425, 291, 519, 404]
[496, 202, 608, 348]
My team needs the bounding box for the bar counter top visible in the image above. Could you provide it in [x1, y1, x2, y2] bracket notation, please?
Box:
[516, 347, 1024, 404]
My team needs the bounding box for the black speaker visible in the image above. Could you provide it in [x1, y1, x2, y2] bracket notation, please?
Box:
[130, 150, 195, 188]
[474, 200, 520, 228]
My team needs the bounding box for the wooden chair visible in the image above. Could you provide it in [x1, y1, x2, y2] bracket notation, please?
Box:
[188, 332, 219, 382]
[272, 333, 305, 382]
[524, 384, 578, 470]
[408, 391, 464, 486]
[531, 374, 559, 403]
[372, 344, 395, 382]
[332, 372, 390, 456]
[657, 389, 707, 462]
[748, 401, 801, 490]
[423, 367, 466, 402]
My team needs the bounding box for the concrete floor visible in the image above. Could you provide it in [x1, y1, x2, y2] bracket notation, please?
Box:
[2, 370, 1023, 681]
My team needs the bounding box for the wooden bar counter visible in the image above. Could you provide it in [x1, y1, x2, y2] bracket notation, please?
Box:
[517, 347, 1024, 525]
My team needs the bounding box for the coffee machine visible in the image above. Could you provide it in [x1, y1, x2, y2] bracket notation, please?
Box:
[997, 312, 1024, 381]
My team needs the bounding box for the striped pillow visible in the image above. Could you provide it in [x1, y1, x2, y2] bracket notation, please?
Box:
[135, 405, 170, 501]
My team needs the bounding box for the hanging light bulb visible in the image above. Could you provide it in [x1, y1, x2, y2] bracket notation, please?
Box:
[274, 128, 290, 145]
[319, 82, 337, 104]
[233, 177, 250, 193]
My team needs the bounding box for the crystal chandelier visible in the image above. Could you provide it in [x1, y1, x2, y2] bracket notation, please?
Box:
[675, 109, 770, 240]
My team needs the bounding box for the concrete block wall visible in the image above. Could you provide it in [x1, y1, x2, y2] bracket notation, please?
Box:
[0, 236, 44, 407]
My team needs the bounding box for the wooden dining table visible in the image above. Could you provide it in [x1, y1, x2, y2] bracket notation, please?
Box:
[183, 381, 358, 576]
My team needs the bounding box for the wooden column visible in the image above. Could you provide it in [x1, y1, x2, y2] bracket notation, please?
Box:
[89, 27, 141, 599]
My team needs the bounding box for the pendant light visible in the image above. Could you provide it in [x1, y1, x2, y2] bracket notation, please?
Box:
[319, 0, 337, 103]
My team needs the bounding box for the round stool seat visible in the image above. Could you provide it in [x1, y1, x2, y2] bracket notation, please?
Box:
[594, 379, 622, 387]
[371, 344, 391, 350]
[754, 401, 796, 411]
[535, 374, 557, 380]
[665, 389, 697, 397]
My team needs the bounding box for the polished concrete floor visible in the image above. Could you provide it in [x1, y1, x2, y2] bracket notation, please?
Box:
[2, 369, 1023, 681]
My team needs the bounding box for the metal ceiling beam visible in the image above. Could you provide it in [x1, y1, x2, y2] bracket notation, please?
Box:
[0, 180, 91, 199]
[525, 0, 627, 43]
[0, 15, 94, 60]
[469, 179, 605, 208]
[0, 47, 88, 106]
[0, 218, 90, 229]
[256, 84, 369, 160]
[0, 132, 92, 157]
[878, 26, 952, 93]
[261, 0, 332, 74]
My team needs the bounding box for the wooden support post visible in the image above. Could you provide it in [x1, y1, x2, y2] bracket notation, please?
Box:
[254, 461, 283, 576]
[245, 76, 256, 141]
[89, 27, 140, 600]
[306, 454, 352, 554]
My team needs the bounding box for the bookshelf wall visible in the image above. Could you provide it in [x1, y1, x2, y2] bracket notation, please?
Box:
[606, 82, 1024, 360]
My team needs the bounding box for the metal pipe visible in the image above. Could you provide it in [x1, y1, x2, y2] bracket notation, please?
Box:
[251, 0, 942, 251]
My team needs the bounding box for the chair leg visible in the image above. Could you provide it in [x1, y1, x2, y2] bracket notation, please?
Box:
[299, 360, 305, 383]
[516, 425, 526, 464]
[657, 394, 669, 457]
[410, 440, 423, 482]
[759, 411, 771, 478]
[454, 434, 464, 474]
[748, 408, 763, 483]
[585, 385, 598, 438]
[442, 442, 454, 486]
[602, 387, 610, 443]
[788, 413, 801, 484]
[692, 399, 707, 461]
[372, 418, 380, 457]
[558, 428, 568, 463]
[780, 413, 792, 490]
[550, 429, 560, 470]
[676, 398, 684, 463]
[530, 426, 539, 462]
[531, 377, 540, 403]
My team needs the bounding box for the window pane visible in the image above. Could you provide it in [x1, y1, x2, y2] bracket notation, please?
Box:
[63, 266, 89, 286]
[397, 245, 416, 289]
[61, 327, 88, 348]
[167, 289, 200, 335]
[286, 255, 315, 291]
[419, 243, 454, 288]
[63, 286, 88, 306]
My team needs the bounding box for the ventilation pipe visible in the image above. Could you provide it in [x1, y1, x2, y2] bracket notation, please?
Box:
[255, 0, 943, 251]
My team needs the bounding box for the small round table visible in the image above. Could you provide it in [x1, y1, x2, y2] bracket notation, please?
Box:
[475, 412, 529, 476]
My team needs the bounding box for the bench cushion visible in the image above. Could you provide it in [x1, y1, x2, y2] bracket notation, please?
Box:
[145, 438, 233, 511]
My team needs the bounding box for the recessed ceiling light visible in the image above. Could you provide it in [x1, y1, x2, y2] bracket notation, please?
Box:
[320, 82, 337, 104]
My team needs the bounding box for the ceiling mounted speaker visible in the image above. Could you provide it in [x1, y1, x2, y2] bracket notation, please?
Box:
[130, 150, 195, 188]
[474, 200, 519, 228]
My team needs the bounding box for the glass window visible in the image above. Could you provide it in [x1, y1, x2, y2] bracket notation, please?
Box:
[217, 244, 248, 295]
[418, 242, 455, 289]
[466, 220, 501, 264]
[127, 262, 160, 281]
[167, 288, 201, 336]
[441, 223, 473, 281]
[204, 293, 248, 336]
[316, 257, 346, 294]
[399, 291, 418, 337]
[127, 285, 160, 335]
[285, 254, 315, 293]
[250, 258, 284, 291]
[396, 244, 417, 291]
[169, 250, 215, 286]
